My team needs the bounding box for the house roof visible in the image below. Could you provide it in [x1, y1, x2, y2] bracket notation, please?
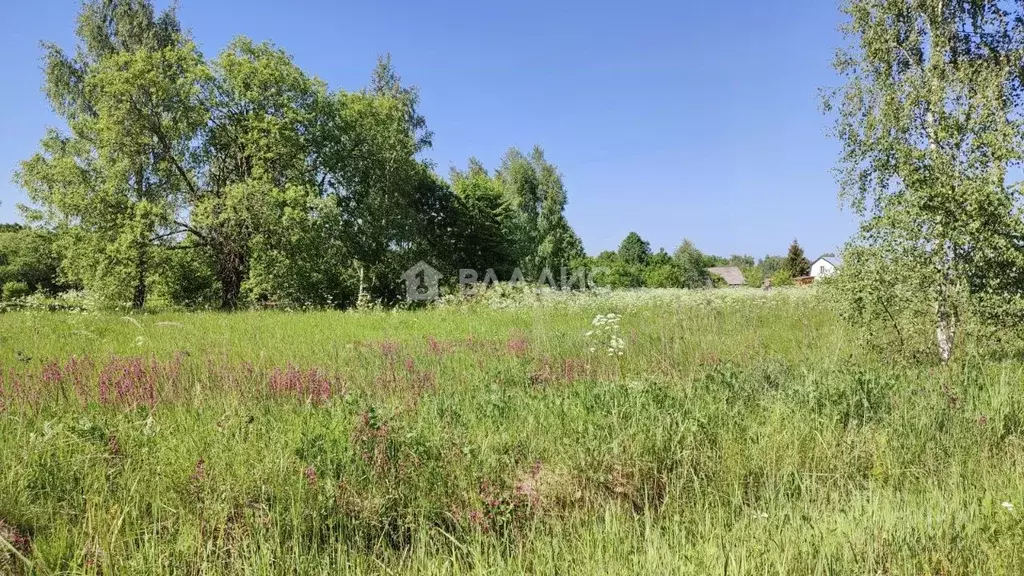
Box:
[813, 255, 843, 267]
[706, 266, 746, 286]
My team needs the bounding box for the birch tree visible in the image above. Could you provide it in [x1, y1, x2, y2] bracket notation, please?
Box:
[827, 0, 1024, 362]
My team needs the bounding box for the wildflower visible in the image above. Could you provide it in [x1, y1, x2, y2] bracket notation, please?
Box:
[303, 466, 318, 487]
[190, 458, 207, 486]
[1002, 501, 1014, 512]
[592, 323, 626, 356]
[107, 434, 122, 457]
[41, 361, 63, 385]
[507, 336, 529, 356]
[379, 341, 400, 357]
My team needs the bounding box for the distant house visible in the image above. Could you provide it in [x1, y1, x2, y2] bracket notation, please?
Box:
[706, 266, 746, 287]
[809, 256, 843, 279]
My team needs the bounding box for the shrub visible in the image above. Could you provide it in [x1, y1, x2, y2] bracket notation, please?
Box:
[742, 267, 764, 287]
[2, 281, 31, 301]
[769, 268, 793, 287]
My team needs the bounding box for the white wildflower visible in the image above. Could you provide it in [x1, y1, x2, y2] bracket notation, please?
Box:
[586, 313, 626, 356]
[1003, 501, 1014, 512]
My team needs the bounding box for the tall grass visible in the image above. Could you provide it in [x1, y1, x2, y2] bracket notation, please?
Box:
[1, 289, 1023, 574]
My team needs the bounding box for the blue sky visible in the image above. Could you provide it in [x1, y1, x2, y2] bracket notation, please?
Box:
[1, 0, 855, 259]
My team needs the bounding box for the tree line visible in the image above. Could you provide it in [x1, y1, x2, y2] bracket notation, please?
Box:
[589, 233, 811, 289]
[5, 0, 823, 309]
[7, 0, 593, 310]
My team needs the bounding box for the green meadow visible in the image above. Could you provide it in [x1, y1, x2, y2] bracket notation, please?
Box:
[1, 289, 1023, 574]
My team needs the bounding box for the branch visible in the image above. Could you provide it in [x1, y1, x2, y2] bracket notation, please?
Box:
[152, 125, 201, 200]
[149, 229, 187, 242]
[134, 97, 203, 202]
[173, 219, 211, 242]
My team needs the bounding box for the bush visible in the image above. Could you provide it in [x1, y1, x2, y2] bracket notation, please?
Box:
[2, 281, 31, 300]
[159, 249, 220, 308]
[743, 267, 764, 287]
[769, 268, 793, 287]
[643, 264, 683, 288]
[818, 244, 940, 361]
[0, 228, 63, 294]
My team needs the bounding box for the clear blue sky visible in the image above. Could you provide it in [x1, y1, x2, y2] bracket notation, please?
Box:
[1, 0, 855, 259]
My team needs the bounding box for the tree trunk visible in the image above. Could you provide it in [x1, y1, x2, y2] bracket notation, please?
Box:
[216, 244, 246, 310]
[936, 300, 955, 364]
[132, 167, 147, 311]
[132, 249, 147, 311]
[356, 263, 368, 309]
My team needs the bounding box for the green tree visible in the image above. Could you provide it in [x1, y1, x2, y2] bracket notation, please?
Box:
[590, 250, 643, 289]
[617, 232, 651, 266]
[533, 148, 585, 275]
[742, 266, 764, 288]
[827, 0, 1024, 362]
[785, 239, 810, 277]
[195, 38, 331, 308]
[16, 0, 203, 309]
[643, 249, 683, 288]
[368, 53, 432, 153]
[495, 148, 541, 275]
[316, 67, 437, 304]
[726, 254, 755, 269]
[673, 238, 711, 288]
[757, 255, 787, 277]
[450, 160, 518, 276]
[466, 147, 585, 281]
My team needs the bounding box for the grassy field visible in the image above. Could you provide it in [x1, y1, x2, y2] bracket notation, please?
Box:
[1, 288, 1023, 574]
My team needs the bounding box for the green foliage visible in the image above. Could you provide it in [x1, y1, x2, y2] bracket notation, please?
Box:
[590, 251, 644, 289]
[448, 150, 585, 283]
[488, 147, 584, 278]
[642, 250, 682, 288]
[592, 236, 763, 290]
[15, 1, 588, 310]
[785, 239, 810, 277]
[757, 255, 787, 277]
[617, 232, 651, 266]
[157, 249, 220, 308]
[673, 238, 711, 288]
[16, 0, 204, 310]
[742, 266, 764, 288]
[819, 245, 936, 360]
[725, 254, 755, 269]
[770, 267, 794, 287]
[450, 160, 521, 278]
[1, 281, 31, 301]
[0, 228, 63, 294]
[827, 0, 1024, 361]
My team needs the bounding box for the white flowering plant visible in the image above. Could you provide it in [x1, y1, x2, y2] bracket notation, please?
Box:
[586, 313, 625, 356]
